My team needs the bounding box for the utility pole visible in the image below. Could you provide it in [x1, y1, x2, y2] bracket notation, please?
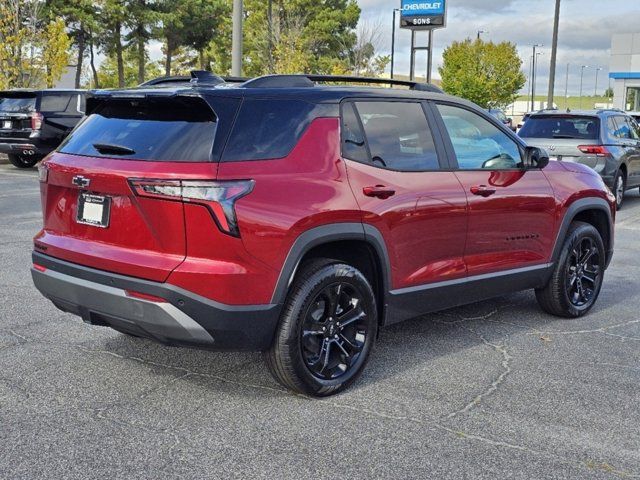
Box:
[531, 44, 543, 111]
[594, 66, 603, 97]
[564, 63, 569, 110]
[231, 0, 243, 76]
[547, 0, 561, 108]
[579, 65, 589, 109]
[391, 9, 400, 79]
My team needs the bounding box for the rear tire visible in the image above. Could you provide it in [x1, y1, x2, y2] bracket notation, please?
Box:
[535, 222, 605, 318]
[264, 258, 377, 397]
[613, 169, 625, 210]
[8, 153, 39, 169]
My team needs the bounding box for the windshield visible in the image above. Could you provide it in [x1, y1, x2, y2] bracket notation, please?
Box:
[0, 96, 36, 113]
[519, 115, 599, 139]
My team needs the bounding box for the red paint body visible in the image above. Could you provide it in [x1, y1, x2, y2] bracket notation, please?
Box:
[35, 117, 616, 307]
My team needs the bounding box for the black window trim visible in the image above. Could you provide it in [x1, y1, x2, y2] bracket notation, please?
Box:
[339, 97, 450, 173]
[428, 100, 527, 172]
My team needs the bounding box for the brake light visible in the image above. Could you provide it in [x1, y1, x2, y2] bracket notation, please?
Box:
[31, 112, 43, 130]
[578, 145, 609, 156]
[129, 179, 254, 237]
[32, 263, 47, 272]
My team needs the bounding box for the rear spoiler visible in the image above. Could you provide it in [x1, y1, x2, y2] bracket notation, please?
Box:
[85, 89, 214, 116]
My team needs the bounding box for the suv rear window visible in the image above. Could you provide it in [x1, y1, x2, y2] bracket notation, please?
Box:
[518, 115, 599, 140]
[59, 97, 219, 162]
[0, 95, 36, 113]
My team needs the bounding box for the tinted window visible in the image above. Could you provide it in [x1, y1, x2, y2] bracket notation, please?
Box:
[519, 115, 600, 140]
[355, 101, 440, 171]
[341, 103, 368, 163]
[628, 117, 640, 140]
[0, 96, 36, 113]
[610, 116, 638, 140]
[59, 97, 217, 162]
[41, 94, 73, 112]
[437, 104, 522, 170]
[222, 99, 317, 161]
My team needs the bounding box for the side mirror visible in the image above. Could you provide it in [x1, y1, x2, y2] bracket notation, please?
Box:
[524, 146, 549, 169]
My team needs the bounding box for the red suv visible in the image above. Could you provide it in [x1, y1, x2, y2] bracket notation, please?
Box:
[31, 73, 616, 396]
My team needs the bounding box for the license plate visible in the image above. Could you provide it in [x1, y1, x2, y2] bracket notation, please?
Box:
[549, 156, 558, 162]
[1, 121, 10, 129]
[77, 193, 111, 228]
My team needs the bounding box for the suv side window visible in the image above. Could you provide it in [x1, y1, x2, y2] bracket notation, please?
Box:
[340, 103, 369, 163]
[621, 116, 640, 140]
[353, 101, 440, 171]
[436, 104, 522, 170]
[40, 94, 73, 112]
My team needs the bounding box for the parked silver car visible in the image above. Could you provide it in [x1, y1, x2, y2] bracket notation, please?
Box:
[518, 109, 640, 208]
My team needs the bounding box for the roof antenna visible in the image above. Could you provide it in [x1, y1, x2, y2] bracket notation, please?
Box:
[190, 70, 225, 86]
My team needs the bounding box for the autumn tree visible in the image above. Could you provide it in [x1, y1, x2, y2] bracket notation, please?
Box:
[439, 39, 526, 109]
[42, 18, 71, 87]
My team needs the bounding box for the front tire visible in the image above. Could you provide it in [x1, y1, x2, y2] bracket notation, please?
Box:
[8, 153, 39, 169]
[265, 258, 377, 397]
[536, 222, 605, 318]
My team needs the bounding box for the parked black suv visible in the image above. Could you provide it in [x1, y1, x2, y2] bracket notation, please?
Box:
[0, 89, 86, 168]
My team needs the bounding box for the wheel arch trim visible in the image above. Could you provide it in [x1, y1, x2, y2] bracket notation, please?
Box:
[552, 197, 614, 268]
[270, 223, 392, 317]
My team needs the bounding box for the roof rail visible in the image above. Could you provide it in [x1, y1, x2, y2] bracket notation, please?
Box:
[241, 74, 443, 93]
[139, 72, 250, 87]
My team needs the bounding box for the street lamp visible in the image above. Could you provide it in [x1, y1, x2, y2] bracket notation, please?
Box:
[547, 0, 562, 108]
[594, 66, 603, 98]
[530, 44, 543, 111]
[564, 63, 570, 110]
[579, 65, 590, 109]
[391, 8, 401, 79]
[231, 0, 243, 76]
[477, 30, 488, 40]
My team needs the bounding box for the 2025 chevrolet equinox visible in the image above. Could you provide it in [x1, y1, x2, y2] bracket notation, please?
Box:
[31, 72, 616, 396]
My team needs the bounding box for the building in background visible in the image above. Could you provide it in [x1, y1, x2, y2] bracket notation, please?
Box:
[610, 33, 640, 111]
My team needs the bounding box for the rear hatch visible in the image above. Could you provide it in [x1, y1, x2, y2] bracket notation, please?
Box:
[0, 91, 38, 137]
[35, 92, 238, 282]
[518, 114, 602, 168]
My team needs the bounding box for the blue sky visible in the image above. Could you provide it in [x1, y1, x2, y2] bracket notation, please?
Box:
[359, 0, 640, 95]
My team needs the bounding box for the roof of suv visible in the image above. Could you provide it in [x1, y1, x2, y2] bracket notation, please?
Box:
[529, 109, 626, 118]
[90, 72, 450, 105]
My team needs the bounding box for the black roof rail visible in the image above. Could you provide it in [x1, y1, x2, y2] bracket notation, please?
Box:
[139, 72, 250, 88]
[241, 74, 443, 93]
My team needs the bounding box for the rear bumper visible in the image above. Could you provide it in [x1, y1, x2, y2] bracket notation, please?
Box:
[31, 252, 281, 351]
[0, 137, 49, 156]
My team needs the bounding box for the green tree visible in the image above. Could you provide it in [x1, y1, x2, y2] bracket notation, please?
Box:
[99, 0, 127, 88]
[125, 0, 159, 84]
[439, 39, 526, 109]
[0, 1, 27, 89]
[604, 87, 614, 98]
[97, 47, 162, 87]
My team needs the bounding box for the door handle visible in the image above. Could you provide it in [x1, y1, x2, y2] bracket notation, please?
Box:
[470, 185, 497, 197]
[363, 185, 396, 199]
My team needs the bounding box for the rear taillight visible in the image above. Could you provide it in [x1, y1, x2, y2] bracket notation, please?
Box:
[31, 112, 43, 130]
[129, 179, 254, 237]
[578, 145, 609, 156]
[125, 290, 167, 303]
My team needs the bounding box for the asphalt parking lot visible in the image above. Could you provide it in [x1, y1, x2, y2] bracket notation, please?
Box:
[0, 160, 639, 479]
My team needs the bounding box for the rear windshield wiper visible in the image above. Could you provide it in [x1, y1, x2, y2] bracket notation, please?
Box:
[92, 143, 135, 155]
[552, 134, 579, 139]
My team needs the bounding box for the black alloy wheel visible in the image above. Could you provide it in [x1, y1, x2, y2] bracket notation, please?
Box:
[565, 236, 602, 308]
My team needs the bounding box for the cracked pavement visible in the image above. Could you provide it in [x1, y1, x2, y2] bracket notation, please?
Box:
[0, 161, 639, 479]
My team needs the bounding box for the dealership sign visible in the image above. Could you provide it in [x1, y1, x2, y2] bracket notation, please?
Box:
[400, 0, 447, 29]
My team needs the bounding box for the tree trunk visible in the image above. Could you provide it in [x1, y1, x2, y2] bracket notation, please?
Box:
[75, 29, 86, 89]
[114, 23, 125, 88]
[199, 50, 205, 70]
[165, 37, 173, 77]
[137, 31, 145, 84]
[89, 34, 99, 89]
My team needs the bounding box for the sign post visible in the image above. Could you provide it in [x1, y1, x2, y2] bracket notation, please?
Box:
[399, 0, 447, 83]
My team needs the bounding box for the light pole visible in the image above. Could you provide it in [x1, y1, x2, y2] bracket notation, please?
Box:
[477, 30, 488, 40]
[391, 8, 400, 79]
[547, 0, 562, 108]
[564, 63, 570, 110]
[231, 0, 243, 76]
[531, 44, 543, 111]
[594, 66, 603, 98]
[579, 65, 590, 109]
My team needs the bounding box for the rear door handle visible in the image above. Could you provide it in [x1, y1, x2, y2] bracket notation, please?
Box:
[363, 185, 396, 199]
[470, 185, 497, 197]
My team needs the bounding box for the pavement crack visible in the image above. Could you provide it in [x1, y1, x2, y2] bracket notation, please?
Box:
[530, 319, 640, 342]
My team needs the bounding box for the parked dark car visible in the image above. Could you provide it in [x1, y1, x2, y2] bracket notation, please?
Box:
[487, 108, 515, 131]
[0, 89, 85, 168]
[31, 72, 615, 396]
[519, 109, 640, 209]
